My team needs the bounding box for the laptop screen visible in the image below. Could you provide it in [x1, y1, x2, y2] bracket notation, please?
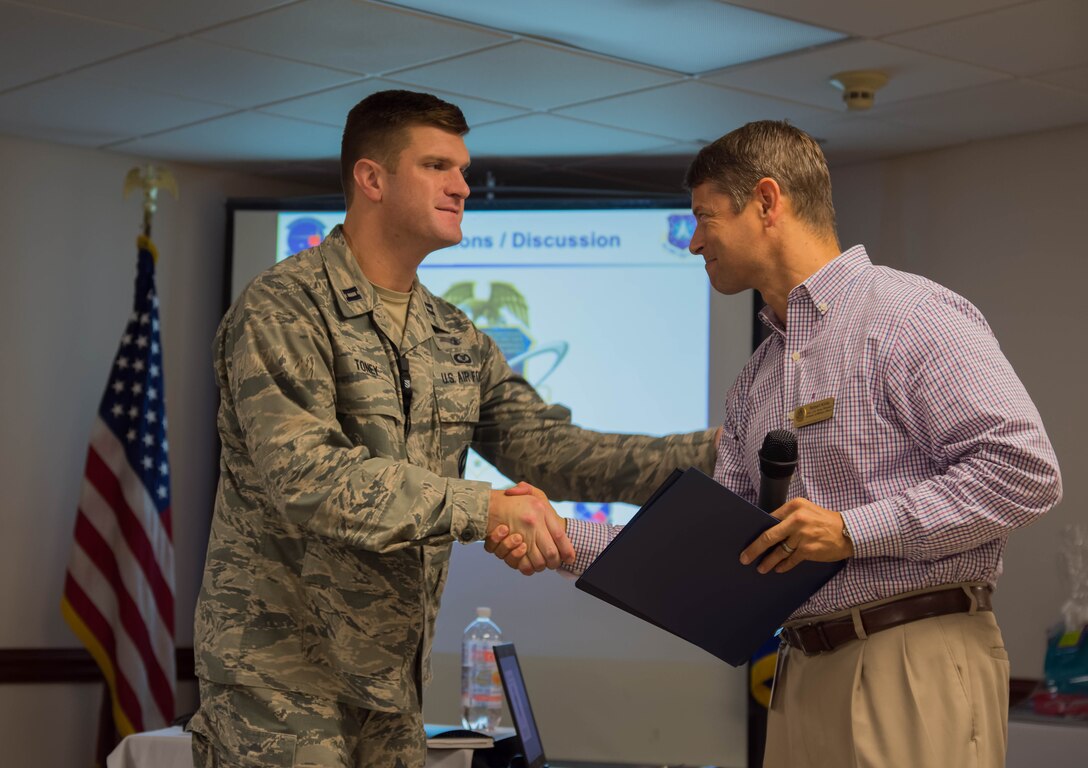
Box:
[494, 643, 546, 768]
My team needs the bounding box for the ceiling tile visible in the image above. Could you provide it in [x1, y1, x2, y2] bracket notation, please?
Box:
[870, 79, 1088, 141]
[109, 111, 343, 161]
[0, 73, 233, 147]
[723, 0, 1024, 37]
[802, 114, 966, 167]
[705, 40, 1009, 111]
[1036, 65, 1088, 95]
[556, 81, 836, 144]
[2, 0, 1085, 170]
[198, 0, 510, 76]
[17, 0, 295, 35]
[76, 38, 357, 109]
[465, 114, 675, 157]
[0, 2, 166, 92]
[886, 0, 1088, 76]
[383, 0, 844, 75]
[261, 78, 528, 128]
[391, 41, 678, 110]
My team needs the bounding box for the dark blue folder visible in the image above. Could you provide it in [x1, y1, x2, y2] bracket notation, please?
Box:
[575, 468, 844, 666]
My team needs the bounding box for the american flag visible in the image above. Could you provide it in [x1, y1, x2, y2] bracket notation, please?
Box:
[61, 236, 175, 736]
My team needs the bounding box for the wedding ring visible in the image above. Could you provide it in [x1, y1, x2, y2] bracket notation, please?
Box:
[780, 541, 796, 555]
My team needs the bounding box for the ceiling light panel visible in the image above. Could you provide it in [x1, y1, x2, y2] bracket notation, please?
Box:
[382, 0, 845, 74]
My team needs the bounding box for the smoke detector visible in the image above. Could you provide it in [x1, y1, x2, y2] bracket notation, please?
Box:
[829, 70, 889, 111]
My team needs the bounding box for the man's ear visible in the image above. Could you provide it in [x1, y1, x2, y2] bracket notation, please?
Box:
[754, 177, 783, 225]
[353, 158, 384, 203]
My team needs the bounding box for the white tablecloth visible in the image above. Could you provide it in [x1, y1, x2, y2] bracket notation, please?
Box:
[107, 726, 478, 768]
[1006, 714, 1088, 767]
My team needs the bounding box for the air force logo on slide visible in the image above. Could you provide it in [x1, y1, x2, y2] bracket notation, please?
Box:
[666, 214, 696, 252]
[286, 217, 326, 257]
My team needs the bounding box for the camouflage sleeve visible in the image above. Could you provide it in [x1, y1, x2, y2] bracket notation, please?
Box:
[471, 331, 717, 505]
[224, 283, 490, 552]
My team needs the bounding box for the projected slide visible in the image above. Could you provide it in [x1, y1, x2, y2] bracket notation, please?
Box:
[277, 209, 708, 526]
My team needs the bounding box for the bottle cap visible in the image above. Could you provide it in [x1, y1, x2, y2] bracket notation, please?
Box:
[476, 607, 491, 618]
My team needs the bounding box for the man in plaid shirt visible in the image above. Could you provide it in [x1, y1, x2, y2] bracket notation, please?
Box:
[488, 121, 1062, 768]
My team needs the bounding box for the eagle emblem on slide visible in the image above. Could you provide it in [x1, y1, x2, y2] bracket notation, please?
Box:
[442, 281, 567, 389]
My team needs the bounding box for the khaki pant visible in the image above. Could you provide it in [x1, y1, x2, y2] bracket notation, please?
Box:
[188, 679, 426, 768]
[764, 610, 1010, 768]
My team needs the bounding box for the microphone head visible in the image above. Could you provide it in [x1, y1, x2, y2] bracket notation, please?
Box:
[760, 429, 797, 463]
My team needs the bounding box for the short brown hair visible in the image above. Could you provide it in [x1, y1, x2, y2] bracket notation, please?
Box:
[340, 90, 469, 204]
[684, 121, 836, 234]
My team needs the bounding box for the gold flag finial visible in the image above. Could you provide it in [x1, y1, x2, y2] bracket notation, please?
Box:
[123, 165, 178, 239]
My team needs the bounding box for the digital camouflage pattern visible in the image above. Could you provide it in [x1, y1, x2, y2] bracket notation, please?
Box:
[195, 225, 716, 716]
[189, 679, 424, 768]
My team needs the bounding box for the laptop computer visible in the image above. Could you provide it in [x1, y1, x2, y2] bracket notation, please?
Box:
[493, 643, 551, 768]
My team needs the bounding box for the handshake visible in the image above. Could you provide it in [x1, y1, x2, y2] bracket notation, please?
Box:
[485, 482, 572, 576]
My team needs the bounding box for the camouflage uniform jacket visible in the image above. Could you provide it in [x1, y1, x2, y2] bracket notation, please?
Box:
[195, 225, 716, 714]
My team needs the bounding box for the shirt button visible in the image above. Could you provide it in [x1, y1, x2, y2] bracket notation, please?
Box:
[460, 526, 475, 542]
[791, 351, 801, 362]
[817, 302, 829, 313]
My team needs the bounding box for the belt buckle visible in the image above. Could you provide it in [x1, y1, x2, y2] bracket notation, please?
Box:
[783, 626, 805, 653]
[791, 621, 833, 655]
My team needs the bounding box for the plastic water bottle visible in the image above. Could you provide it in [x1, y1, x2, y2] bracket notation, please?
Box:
[461, 606, 503, 732]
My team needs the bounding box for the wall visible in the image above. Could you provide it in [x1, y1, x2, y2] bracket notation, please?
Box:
[0, 133, 323, 767]
[831, 122, 1088, 677]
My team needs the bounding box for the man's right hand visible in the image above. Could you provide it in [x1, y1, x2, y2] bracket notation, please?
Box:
[487, 488, 574, 575]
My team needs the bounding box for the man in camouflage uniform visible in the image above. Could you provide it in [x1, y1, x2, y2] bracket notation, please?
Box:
[189, 90, 717, 768]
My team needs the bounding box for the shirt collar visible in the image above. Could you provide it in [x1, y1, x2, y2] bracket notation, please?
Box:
[757, 245, 871, 338]
[799, 244, 871, 313]
[322, 225, 381, 318]
[320, 225, 451, 337]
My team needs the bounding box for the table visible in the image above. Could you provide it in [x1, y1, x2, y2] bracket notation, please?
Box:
[107, 725, 480, 768]
[1006, 710, 1088, 767]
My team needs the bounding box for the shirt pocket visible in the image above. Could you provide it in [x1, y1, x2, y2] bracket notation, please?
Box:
[336, 374, 405, 456]
[433, 380, 480, 478]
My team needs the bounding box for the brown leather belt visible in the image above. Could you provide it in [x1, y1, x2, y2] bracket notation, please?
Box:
[781, 585, 992, 656]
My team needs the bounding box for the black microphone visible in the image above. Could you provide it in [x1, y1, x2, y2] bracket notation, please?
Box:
[757, 429, 798, 512]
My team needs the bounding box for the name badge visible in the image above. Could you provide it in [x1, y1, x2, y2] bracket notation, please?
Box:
[789, 397, 834, 428]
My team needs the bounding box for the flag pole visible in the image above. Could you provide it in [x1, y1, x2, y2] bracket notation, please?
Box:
[70, 164, 175, 761]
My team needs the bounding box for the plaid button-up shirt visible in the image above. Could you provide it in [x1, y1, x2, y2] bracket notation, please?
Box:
[567, 246, 1061, 618]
